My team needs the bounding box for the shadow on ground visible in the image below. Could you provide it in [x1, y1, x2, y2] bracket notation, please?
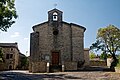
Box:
[0, 67, 113, 80]
[0, 71, 84, 80]
[78, 66, 112, 72]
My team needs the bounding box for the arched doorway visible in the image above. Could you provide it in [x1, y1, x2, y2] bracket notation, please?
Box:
[9, 65, 12, 70]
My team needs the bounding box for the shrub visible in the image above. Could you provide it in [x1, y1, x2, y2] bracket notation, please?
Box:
[117, 55, 120, 67]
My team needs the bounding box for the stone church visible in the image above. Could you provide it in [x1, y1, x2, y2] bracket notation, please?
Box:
[29, 8, 89, 73]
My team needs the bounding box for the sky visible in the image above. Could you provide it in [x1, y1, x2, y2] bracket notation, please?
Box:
[0, 0, 120, 56]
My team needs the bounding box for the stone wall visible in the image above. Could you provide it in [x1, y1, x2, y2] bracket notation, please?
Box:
[61, 23, 72, 61]
[71, 24, 84, 62]
[29, 61, 32, 72]
[30, 32, 39, 62]
[34, 24, 50, 62]
[31, 61, 47, 73]
[64, 61, 77, 71]
[115, 67, 120, 73]
[33, 22, 73, 63]
[84, 48, 90, 66]
[30, 22, 85, 72]
[0, 63, 5, 70]
[1, 47, 19, 70]
[30, 8, 86, 72]
[107, 58, 112, 68]
[14, 48, 19, 69]
[90, 60, 107, 67]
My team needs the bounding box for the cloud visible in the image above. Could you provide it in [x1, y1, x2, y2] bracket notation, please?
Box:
[24, 38, 28, 40]
[10, 32, 20, 38]
[0, 41, 15, 43]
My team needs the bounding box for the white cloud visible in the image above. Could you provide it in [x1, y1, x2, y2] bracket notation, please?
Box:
[0, 41, 15, 43]
[10, 32, 20, 38]
[24, 38, 28, 40]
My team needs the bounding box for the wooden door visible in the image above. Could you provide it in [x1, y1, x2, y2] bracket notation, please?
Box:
[52, 52, 59, 65]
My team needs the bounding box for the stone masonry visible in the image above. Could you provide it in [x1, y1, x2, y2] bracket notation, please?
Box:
[29, 8, 88, 73]
[0, 43, 19, 70]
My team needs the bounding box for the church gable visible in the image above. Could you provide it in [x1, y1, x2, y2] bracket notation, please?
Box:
[32, 22, 48, 31]
[70, 23, 86, 32]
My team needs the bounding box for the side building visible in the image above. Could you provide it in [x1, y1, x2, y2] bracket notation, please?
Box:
[0, 43, 19, 70]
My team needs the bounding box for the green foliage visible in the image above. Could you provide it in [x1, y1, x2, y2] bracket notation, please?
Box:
[17, 55, 29, 69]
[90, 25, 120, 68]
[89, 51, 96, 59]
[107, 54, 112, 58]
[21, 56, 28, 67]
[0, 0, 18, 31]
[90, 25, 120, 53]
[100, 52, 107, 60]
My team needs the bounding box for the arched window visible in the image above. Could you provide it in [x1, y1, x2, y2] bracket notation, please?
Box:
[53, 12, 58, 21]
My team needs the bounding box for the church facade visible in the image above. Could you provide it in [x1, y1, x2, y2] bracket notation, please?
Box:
[29, 9, 89, 73]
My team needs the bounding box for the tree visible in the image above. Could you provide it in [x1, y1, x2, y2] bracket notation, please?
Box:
[90, 25, 120, 69]
[0, 0, 17, 32]
[17, 55, 29, 70]
[89, 51, 96, 59]
[21, 56, 28, 68]
[100, 52, 107, 60]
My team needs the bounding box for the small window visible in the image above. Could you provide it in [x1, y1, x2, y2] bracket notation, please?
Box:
[11, 48, 13, 51]
[53, 12, 58, 21]
[53, 30, 59, 35]
[10, 54, 13, 58]
[6, 54, 13, 59]
[6, 54, 9, 59]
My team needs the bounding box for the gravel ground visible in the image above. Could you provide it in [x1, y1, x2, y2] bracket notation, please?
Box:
[60, 72, 120, 80]
[0, 70, 120, 80]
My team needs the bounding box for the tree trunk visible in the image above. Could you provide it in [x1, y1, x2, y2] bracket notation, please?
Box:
[110, 53, 118, 71]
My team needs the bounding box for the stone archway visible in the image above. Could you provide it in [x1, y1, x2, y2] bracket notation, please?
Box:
[9, 65, 12, 70]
